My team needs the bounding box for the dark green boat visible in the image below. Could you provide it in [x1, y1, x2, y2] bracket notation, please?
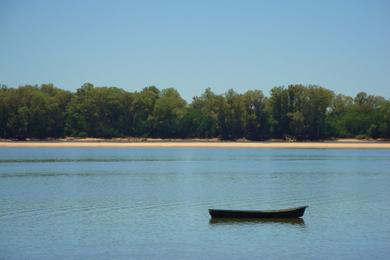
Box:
[209, 217, 305, 225]
[208, 206, 307, 219]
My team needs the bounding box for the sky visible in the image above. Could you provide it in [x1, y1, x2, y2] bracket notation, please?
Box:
[0, 0, 389, 100]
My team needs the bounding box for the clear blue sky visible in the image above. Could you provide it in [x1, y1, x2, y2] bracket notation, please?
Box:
[1, 0, 389, 100]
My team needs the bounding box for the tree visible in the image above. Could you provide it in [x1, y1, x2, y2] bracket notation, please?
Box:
[303, 86, 334, 139]
[223, 89, 245, 139]
[381, 100, 390, 138]
[132, 86, 160, 136]
[1, 83, 389, 140]
[0, 85, 9, 137]
[326, 94, 354, 137]
[242, 90, 270, 140]
[149, 88, 186, 138]
[188, 88, 220, 138]
[269, 87, 289, 138]
[341, 92, 385, 137]
[286, 85, 307, 139]
[270, 85, 334, 140]
[66, 83, 133, 137]
[0, 84, 72, 139]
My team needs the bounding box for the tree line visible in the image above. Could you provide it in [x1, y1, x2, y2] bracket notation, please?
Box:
[0, 83, 389, 140]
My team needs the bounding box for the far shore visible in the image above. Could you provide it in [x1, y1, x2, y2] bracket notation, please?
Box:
[0, 138, 390, 149]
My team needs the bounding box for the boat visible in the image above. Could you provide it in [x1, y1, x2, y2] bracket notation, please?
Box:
[209, 217, 305, 225]
[208, 206, 307, 219]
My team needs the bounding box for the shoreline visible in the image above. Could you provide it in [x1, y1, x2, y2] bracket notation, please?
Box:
[1, 139, 390, 149]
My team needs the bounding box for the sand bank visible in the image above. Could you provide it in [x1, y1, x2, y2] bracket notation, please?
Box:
[0, 140, 390, 149]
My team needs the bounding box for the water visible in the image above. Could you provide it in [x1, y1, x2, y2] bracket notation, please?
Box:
[1, 148, 390, 259]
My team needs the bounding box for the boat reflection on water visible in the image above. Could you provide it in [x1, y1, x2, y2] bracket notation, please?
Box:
[209, 217, 305, 226]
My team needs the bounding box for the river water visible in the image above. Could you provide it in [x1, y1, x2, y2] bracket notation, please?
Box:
[1, 148, 390, 259]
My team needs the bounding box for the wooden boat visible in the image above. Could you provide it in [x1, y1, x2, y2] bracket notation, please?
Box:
[208, 206, 307, 219]
[209, 217, 305, 225]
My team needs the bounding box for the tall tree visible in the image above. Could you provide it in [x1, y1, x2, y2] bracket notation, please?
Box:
[326, 94, 354, 137]
[269, 87, 289, 138]
[188, 88, 220, 138]
[132, 86, 160, 136]
[381, 100, 390, 138]
[149, 88, 186, 137]
[66, 83, 133, 137]
[242, 90, 270, 140]
[0, 83, 389, 140]
[303, 86, 334, 139]
[224, 89, 245, 139]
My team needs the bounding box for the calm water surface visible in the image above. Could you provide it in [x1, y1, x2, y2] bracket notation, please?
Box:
[1, 148, 390, 259]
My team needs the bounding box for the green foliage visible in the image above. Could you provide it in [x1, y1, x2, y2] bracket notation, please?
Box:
[269, 85, 334, 140]
[188, 88, 220, 138]
[326, 94, 354, 137]
[242, 90, 270, 140]
[0, 84, 71, 139]
[269, 87, 289, 138]
[326, 92, 389, 138]
[65, 83, 133, 137]
[132, 86, 160, 136]
[0, 83, 389, 140]
[303, 86, 334, 139]
[148, 88, 187, 138]
[381, 101, 390, 138]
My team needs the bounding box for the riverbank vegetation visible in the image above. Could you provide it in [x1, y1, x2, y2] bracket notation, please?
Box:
[1, 83, 389, 140]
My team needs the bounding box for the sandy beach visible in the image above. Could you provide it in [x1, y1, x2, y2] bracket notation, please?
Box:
[1, 139, 390, 149]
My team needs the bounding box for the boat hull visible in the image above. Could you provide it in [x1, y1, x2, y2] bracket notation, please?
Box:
[208, 206, 307, 219]
[209, 217, 305, 225]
